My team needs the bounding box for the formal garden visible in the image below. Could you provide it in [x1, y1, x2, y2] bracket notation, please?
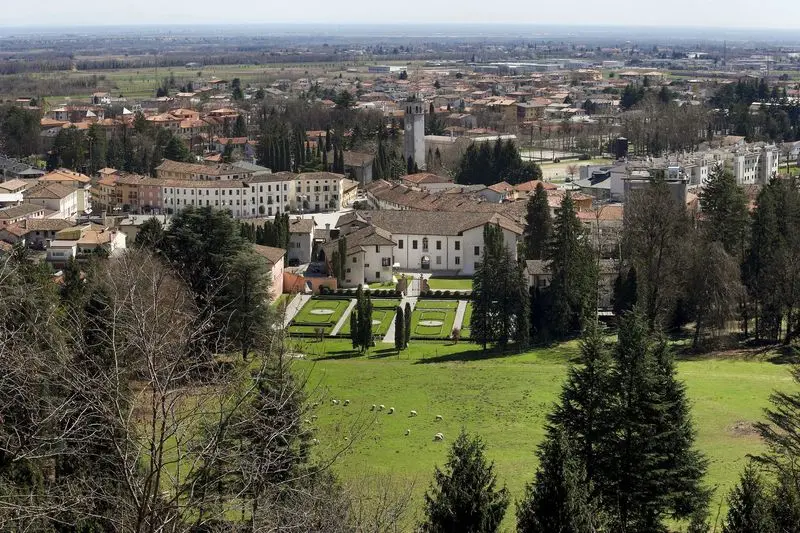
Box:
[287, 297, 351, 335]
[410, 300, 459, 339]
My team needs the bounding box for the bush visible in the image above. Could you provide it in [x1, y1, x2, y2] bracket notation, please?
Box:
[578, 153, 591, 160]
[443, 290, 451, 297]
[434, 290, 443, 297]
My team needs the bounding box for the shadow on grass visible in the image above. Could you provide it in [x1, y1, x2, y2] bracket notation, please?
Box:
[368, 348, 400, 360]
[413, 345, 518, 364]
[314, 349, 364, 361]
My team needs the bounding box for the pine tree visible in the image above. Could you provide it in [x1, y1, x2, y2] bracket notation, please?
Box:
[546, 194, 597, 338]
[524, 183, 552, 260]
[612, 266, 638, 319]
[395, 306, 405, 351]
[723, 463, 775, 533]
[548, 327, 613, 485]
[516, 429, 597, 533]
[422, 430, 509, 533]
[699, 165, 749, 257]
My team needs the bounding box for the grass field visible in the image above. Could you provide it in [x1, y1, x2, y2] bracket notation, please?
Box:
[288, 297, 351, 335]
[410, 300, 458, 339]
[294, 339, 795, 531]
[426, 277, 473, 291]
[338, 299, 400, 337]
[460, 302, 473, 338]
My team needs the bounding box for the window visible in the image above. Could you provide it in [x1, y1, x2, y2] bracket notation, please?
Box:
[382, 257, 391, 267]
[375, 271, 380, 279]
[365, 263, 370, 268]
[436, 256, 442, 265]
[398, 239, 404, 249]
[422, 238, 428, 251]
[454, 241, 461, 251]
[375, 245, 380, 253]
[346, 268, 351, 273]
[455, 256, 461, 265]
[412, 240, 418, 250]
[352, 256, 357, 263]
[436, 240, 442, 250]
[474, 246, 480, 256]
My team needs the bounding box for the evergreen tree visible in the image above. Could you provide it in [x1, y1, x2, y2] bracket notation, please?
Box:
[723, 463, 775, 533]
[350, 310, 359, 350]
[404, 301, 412, 347]
[524, 183, 551, 260]
[395, 305, 405, 351]
[232, 115, 247, 138]
[516, 429, 597, 533]
[548, 327, 614, 485]
[546, 194, 597, 337]
[612, 266, 638, 319]
[60, 258, 85, 310]
[220, 250, 273, 359]
[699, 165, 749, 257]
[422, 430, 509, 533]
[134, 218, 165, 251]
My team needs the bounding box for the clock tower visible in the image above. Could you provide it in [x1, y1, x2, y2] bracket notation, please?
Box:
[403, 98, 426, 172]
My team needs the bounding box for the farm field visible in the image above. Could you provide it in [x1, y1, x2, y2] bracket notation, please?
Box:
[294, 339, 795, 531]
[426, 277, 473, 291]
[410, 300, 459, 339]
[338, 299, 400, 337]
[287, 297, 350, 335]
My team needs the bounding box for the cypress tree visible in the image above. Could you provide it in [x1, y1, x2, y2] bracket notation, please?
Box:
[422, 430, 509, 533]
[404, 302, 412, 347]
[612, 266, 638, 319]
[723, 463, 775, 533]
[395, 306, 405, 351]
[524, 183, 551, 260]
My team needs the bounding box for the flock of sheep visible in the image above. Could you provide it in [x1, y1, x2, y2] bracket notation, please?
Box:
[322, 399, 446, 442]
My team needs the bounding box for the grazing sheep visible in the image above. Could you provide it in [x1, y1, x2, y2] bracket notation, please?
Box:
[303, 419, 310, 424]
[435, 415, 443, 421]
[344, 400, 350, 406]
[434, 433, 444, 441]
[409, 410, 418, 417]
[332, 399, 339, 405]
[378, 404, 385, 411]
[388, 407, 395, 414]
[405, 429, 411, 436]
[344, 436, 349, 441]
[312, 438, 320, 445]
[371, 404, 376, 411]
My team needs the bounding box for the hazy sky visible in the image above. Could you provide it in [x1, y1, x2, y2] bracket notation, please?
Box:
[2, 0, 798, 29]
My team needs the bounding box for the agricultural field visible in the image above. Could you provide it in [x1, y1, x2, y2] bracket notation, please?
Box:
[294, 339, 796, 531]
[338, 299, 400, 337]
[426, 277, 473, 291]
[410, 300, 459, 339]
[287, 297, 351, 335]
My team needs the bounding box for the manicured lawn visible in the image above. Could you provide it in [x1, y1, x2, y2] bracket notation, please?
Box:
[410, 300, 457, 339]
[460, 302, 473, 338]
[288, 297, 351, 335]
[294, 340, 795, 530]
[426, 277, 473, 291]
[338, 299, 400, 337]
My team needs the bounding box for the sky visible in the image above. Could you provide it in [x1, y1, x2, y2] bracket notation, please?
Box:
[2, 0, 799, 30]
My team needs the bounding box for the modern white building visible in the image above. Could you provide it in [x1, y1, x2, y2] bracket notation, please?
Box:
[24, 182, 79, 220]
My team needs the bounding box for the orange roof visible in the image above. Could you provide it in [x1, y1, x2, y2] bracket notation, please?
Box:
[514, 180, 557, 192]
[40, 168, 91, 184]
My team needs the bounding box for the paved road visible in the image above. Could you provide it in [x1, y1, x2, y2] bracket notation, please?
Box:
[329, 299, 357, 336]
[381, 296, 417, 343]
[453, 300, 468, 332]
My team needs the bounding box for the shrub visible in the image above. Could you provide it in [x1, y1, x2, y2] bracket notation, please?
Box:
[443, 290, 451, 297]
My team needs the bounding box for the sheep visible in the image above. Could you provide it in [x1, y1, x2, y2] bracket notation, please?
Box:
[303, 419, 310, 424]
[378, 404, 385, 411]
[433, 433, 444, 441]
[388, 407, 395, 414]
[370, 404, 376, 411]
[405, 429, 411, 436]
[435, 415, 443, 421]
[344, 436, 349, 441]
[409, 410, 418, 417]
[344, 400, 350, 406]
[312, 438, 320, 445]
[332, 399, 339, 405]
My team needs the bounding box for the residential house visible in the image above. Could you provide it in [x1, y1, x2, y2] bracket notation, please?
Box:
[288, 218, 315, 265]
[117, 214, 171, 244]
[24, 183, 78, 220]
[46, 224, 126, 266]
[253, 244, 286, 300]
[0, 203, 49, 227]
[323, 224, 396, 287]
[0, 218, 72, 248]
[39, 168, 92, 214]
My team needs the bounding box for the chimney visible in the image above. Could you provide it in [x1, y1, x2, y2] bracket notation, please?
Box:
[325, 223, 331, 230]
